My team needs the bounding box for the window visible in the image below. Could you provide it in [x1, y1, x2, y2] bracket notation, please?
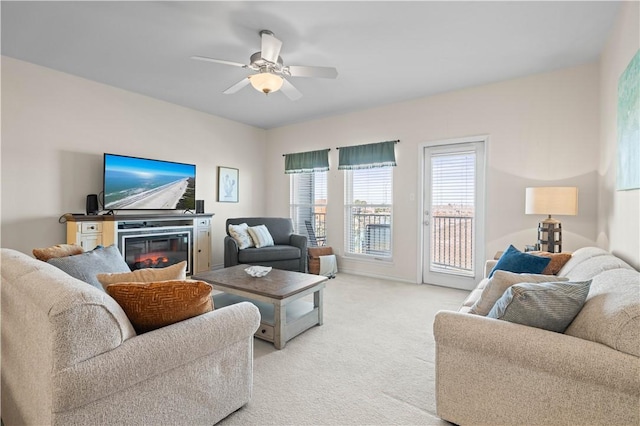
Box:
[344, 167, 393, 258]
[290, 171, 327, 244]
[430, 150, 475, 274]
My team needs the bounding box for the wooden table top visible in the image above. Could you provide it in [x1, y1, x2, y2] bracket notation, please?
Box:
[192, 265, 328, 300]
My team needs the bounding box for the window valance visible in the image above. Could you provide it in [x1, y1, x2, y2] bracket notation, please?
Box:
[284, 149, 330, 174]
[337, 140, 398, 170]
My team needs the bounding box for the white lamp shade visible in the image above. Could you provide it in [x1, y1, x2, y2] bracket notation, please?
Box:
[525, 187, 578, 216]
[249, 72, 283, 94]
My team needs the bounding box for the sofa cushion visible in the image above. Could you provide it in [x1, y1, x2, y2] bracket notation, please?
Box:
[228, 223, 255, 250]
[105, 280, 213, 333]
[528, 251, 572, 275]
[32, 243, 83, 261]
[460, 278, 488, 313]
[238, 245, 301, 263]
[47, 245, 130, 290]
[487, 280, 592, 333]
[565, 268, 640, 357]
[96, 261, 187, 288]
[469, 270, 568, 316]
[560, 253, 634, 281]
[248, 225, 275, 248]
[489, 245, 550, 278]
[556, 246, 632, 277]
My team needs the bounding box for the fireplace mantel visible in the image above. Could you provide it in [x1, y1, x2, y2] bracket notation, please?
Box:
[65, 213, 214, 274]
[64, 213, 214, 222]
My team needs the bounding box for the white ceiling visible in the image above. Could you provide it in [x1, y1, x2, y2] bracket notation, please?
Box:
[1, 1, 620, 129]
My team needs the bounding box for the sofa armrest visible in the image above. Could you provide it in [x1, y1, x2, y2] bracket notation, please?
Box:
[52, 302, 261, 412]
[434, 310, 638, 394]
[290, 233, 308, 272]
[224, 235, 240, 267]
[484, 259, 497, 277]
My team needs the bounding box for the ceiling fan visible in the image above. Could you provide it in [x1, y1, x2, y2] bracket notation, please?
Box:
[191, 30, 338, 101]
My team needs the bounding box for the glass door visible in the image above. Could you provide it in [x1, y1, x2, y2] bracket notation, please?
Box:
[422, 139, 485, 289]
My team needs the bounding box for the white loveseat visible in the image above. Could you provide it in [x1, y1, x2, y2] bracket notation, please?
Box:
[1, 248, 261, 425]
[434, 247, 639, 425]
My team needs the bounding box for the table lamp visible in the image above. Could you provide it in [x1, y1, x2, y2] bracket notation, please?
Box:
[525, 187, 578, 253]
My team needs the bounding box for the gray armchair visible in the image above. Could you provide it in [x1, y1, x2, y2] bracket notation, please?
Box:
[224, 217, 307, 272]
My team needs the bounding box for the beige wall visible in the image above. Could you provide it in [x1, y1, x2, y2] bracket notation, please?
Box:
[4, 19, 637, 281]
[266, 64, 601, 283]
[598, 1, 640, 270]
[1, 57, 267, 267]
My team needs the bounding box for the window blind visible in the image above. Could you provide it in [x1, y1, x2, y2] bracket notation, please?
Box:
[431, 152, 475, 208]
[344, 167, 393, 258]
[290, 171, 328, 244]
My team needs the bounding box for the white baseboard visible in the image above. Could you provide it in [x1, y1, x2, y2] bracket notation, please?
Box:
[336, 267, 417, 284]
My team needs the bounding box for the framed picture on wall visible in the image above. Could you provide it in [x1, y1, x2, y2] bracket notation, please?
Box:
[217, 167, 239, 202]
[616, 48, 639, 190]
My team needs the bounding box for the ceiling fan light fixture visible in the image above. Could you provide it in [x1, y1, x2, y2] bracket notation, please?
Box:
[249, 72, 283, 94]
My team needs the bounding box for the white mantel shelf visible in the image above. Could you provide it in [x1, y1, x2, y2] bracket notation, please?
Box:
[64, 213, 214, 222]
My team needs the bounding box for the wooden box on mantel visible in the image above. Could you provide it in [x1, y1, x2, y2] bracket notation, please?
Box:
[308, 247, 334, 275]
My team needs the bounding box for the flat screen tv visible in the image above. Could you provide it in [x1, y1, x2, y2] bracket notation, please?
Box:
[103, 153, 196, 210]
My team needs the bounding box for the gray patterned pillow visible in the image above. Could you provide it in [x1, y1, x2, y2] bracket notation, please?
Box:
[469, 270, 569, 316]
[487, 280, 592, 333]
[48, 245, 130, 290]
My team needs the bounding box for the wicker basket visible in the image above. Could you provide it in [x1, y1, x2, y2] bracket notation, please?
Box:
[308, 247, 334, 275]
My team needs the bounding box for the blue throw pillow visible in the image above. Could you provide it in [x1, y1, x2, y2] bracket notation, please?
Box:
[486, 280, 592, 333]
[48, 244, 130, 290]
[489, 245, 551, 278]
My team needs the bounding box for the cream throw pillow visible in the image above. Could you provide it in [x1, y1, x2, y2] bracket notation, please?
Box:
[228, 223, 255, 250]
[97, 260, 187, 288]
[248, 225, 275, 248]
[469, 270, 569, 316]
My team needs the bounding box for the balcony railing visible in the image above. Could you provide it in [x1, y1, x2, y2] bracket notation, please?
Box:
[349, 212, 391, 256]
[431, 215, 473, 272]
[307, 213, 327, 246]
[305, 211, 473, 272]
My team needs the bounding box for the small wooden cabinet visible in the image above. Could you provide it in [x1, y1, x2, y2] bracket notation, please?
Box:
[65, 213, 213, 274]
[195, 217, 212, 273]
[72, 221, 103, 251]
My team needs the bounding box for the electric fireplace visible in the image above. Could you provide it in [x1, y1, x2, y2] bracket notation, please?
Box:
[119, 228, 193, 274]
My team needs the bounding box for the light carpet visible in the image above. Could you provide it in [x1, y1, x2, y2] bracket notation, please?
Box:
[218, 273, 469, 426]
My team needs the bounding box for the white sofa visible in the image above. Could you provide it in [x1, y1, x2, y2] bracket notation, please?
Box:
[1, 248, 261, 425]
[434, 247, 639, 425]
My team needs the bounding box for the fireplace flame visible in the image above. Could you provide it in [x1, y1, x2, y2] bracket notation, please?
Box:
[135, 252, 171, 268]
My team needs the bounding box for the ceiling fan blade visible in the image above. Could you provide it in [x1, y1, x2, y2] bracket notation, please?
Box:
[191, 56, 247, 68]
[281, 78, 302, 101]
[260, 31, 283, 64]
[286, 65, 338, 79]
[223, 78, 251, 94]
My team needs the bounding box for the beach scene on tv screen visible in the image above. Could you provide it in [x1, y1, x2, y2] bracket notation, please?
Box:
[104, 155, 195, 210]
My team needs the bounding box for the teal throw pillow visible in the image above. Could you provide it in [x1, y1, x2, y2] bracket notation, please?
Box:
[486, 280, 592, 333]
[48, 244, 130, 290]
[489, 245, 551, 278]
